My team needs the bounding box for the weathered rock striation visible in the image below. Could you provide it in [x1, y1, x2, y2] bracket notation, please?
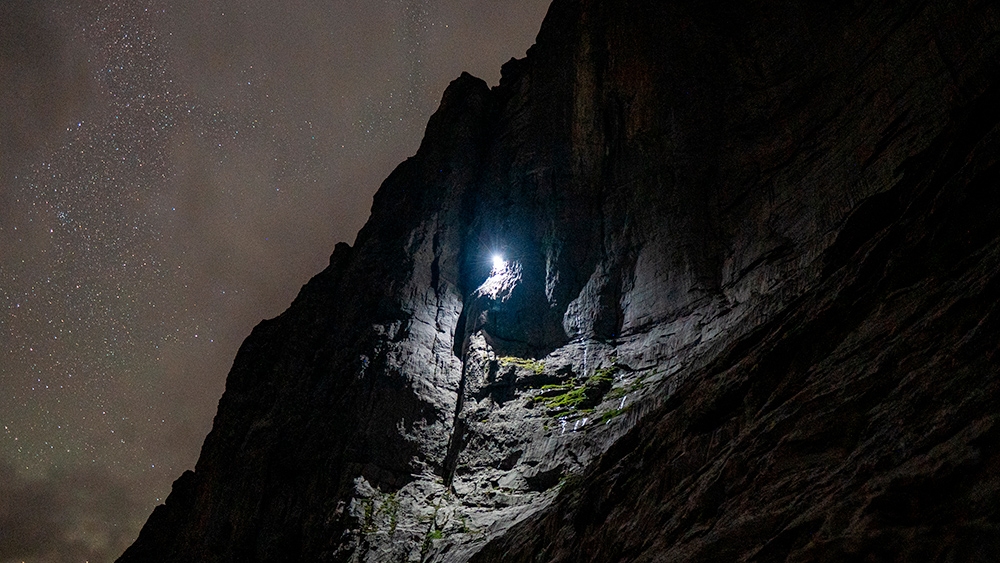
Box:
[120, 0, 1000, 561]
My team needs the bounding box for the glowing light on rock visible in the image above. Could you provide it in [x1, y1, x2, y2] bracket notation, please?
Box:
[492, 253, 506, 271]
[477, 252, 521, 301]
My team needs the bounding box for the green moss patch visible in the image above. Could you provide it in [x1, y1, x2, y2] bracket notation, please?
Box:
[534, 365, 618, 415]
[498, 356, 545, 374]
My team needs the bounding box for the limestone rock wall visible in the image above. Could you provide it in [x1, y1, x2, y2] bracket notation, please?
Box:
[119, 0, 1000, 561]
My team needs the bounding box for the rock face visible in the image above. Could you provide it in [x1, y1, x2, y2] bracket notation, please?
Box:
[119, 0, 1000, 561]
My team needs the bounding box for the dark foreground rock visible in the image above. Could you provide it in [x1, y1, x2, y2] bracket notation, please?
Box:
[120, 0, 1000, 561]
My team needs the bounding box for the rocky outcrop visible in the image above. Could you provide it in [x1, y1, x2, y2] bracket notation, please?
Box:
[119, 0, 1000, 561]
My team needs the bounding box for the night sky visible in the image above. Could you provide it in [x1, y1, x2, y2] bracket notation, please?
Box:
[0, 1, 550, 560]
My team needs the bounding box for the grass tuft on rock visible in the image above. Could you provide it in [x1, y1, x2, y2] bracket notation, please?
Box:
[498, 356, 545, 374]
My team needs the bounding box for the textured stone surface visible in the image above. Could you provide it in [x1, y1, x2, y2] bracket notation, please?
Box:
[119, 0, 1000, 561]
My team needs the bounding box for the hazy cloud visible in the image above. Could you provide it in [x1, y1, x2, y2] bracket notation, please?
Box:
[0, 461, 149, 563]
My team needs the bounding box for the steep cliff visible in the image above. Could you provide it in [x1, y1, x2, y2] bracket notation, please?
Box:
[120, 0, 1000, 561]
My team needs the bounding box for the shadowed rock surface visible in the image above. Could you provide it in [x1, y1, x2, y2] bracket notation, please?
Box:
[119, 0, 1000, 561]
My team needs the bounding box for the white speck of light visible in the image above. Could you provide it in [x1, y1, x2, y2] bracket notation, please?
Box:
[492, 253, 506, 271]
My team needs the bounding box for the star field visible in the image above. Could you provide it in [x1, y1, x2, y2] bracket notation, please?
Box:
[0, 1, 551, 560]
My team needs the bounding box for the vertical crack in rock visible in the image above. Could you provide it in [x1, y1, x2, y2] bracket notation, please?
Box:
[441, 343, 469, 489]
